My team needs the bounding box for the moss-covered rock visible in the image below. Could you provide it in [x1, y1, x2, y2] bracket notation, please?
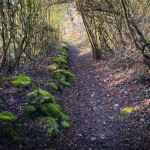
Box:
[39, 117, 59, 138]
[48, 83, 58, 91]
[61, 121, 70, 128]
[52, 56, 68, 66]
[60, 77, 70, 87]
[23, 105, 36, 114]
[26, 89, 56, 104]
[12, 75, 32, 87]
[59, 43, 68, 51]
[40, 103, 64, 119]
[53, 69, 76, 80]
[59, 53, 69, 61]
[0, 111, 16, 122]
[61, 114, 69, 121]
[0, 111, 18, 142]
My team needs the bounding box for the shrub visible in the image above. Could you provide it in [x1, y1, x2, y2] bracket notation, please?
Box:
[26, 89, 56, 104]
[12, 75, 32, 87]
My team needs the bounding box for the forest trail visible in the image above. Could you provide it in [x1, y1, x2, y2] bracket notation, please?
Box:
[55, 42, 123, 149]
[55, 41, 150, 150]
[64, 42, 117, 149]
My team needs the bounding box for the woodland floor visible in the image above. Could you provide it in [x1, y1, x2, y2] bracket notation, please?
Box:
[54, 41, 150, 150]
[0, 38, 150, 150]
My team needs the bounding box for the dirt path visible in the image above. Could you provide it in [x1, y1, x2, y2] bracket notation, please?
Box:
[55, 42, 150, 150]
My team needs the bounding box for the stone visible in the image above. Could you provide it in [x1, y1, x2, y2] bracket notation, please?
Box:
[90, 137, 97, 142]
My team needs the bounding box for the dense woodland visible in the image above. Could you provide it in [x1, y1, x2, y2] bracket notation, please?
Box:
[0, 0, 150, 149]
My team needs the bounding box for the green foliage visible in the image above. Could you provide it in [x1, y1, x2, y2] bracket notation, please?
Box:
[26, 89, 56, 104]
[40, 103, 64, 119]
[23, 105, 36, 114]
[61, 121, 70, 128]
[0, 111, 18, 142]
[12, 75, 32, 87]
[40, 117, 59, 138]
[48, 83, 59, 91]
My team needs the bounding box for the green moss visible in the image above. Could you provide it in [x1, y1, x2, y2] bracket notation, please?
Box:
[52, 72, 64, 79]
[52, 57, 68, 66]
[59, 53, 69, 61]
[61, 121, 70, 128]
[61, 114, 69, 121]
[0, 111, 16, 122]
[53, 69, 76, 80]
[0, 111, 18, 142]
[40, 103, 64, 119]
[62, 64, 69, 70]
[59, 43, 68, 51]
[60, 77, 70, 87]
[40, 117, 59, 138]
[12, 75, 32, 87]
[23, 105, 36, 114]
[3, 76, 16, 82]
[26, 89, 56, 104]
[48, 83, 58, 91]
